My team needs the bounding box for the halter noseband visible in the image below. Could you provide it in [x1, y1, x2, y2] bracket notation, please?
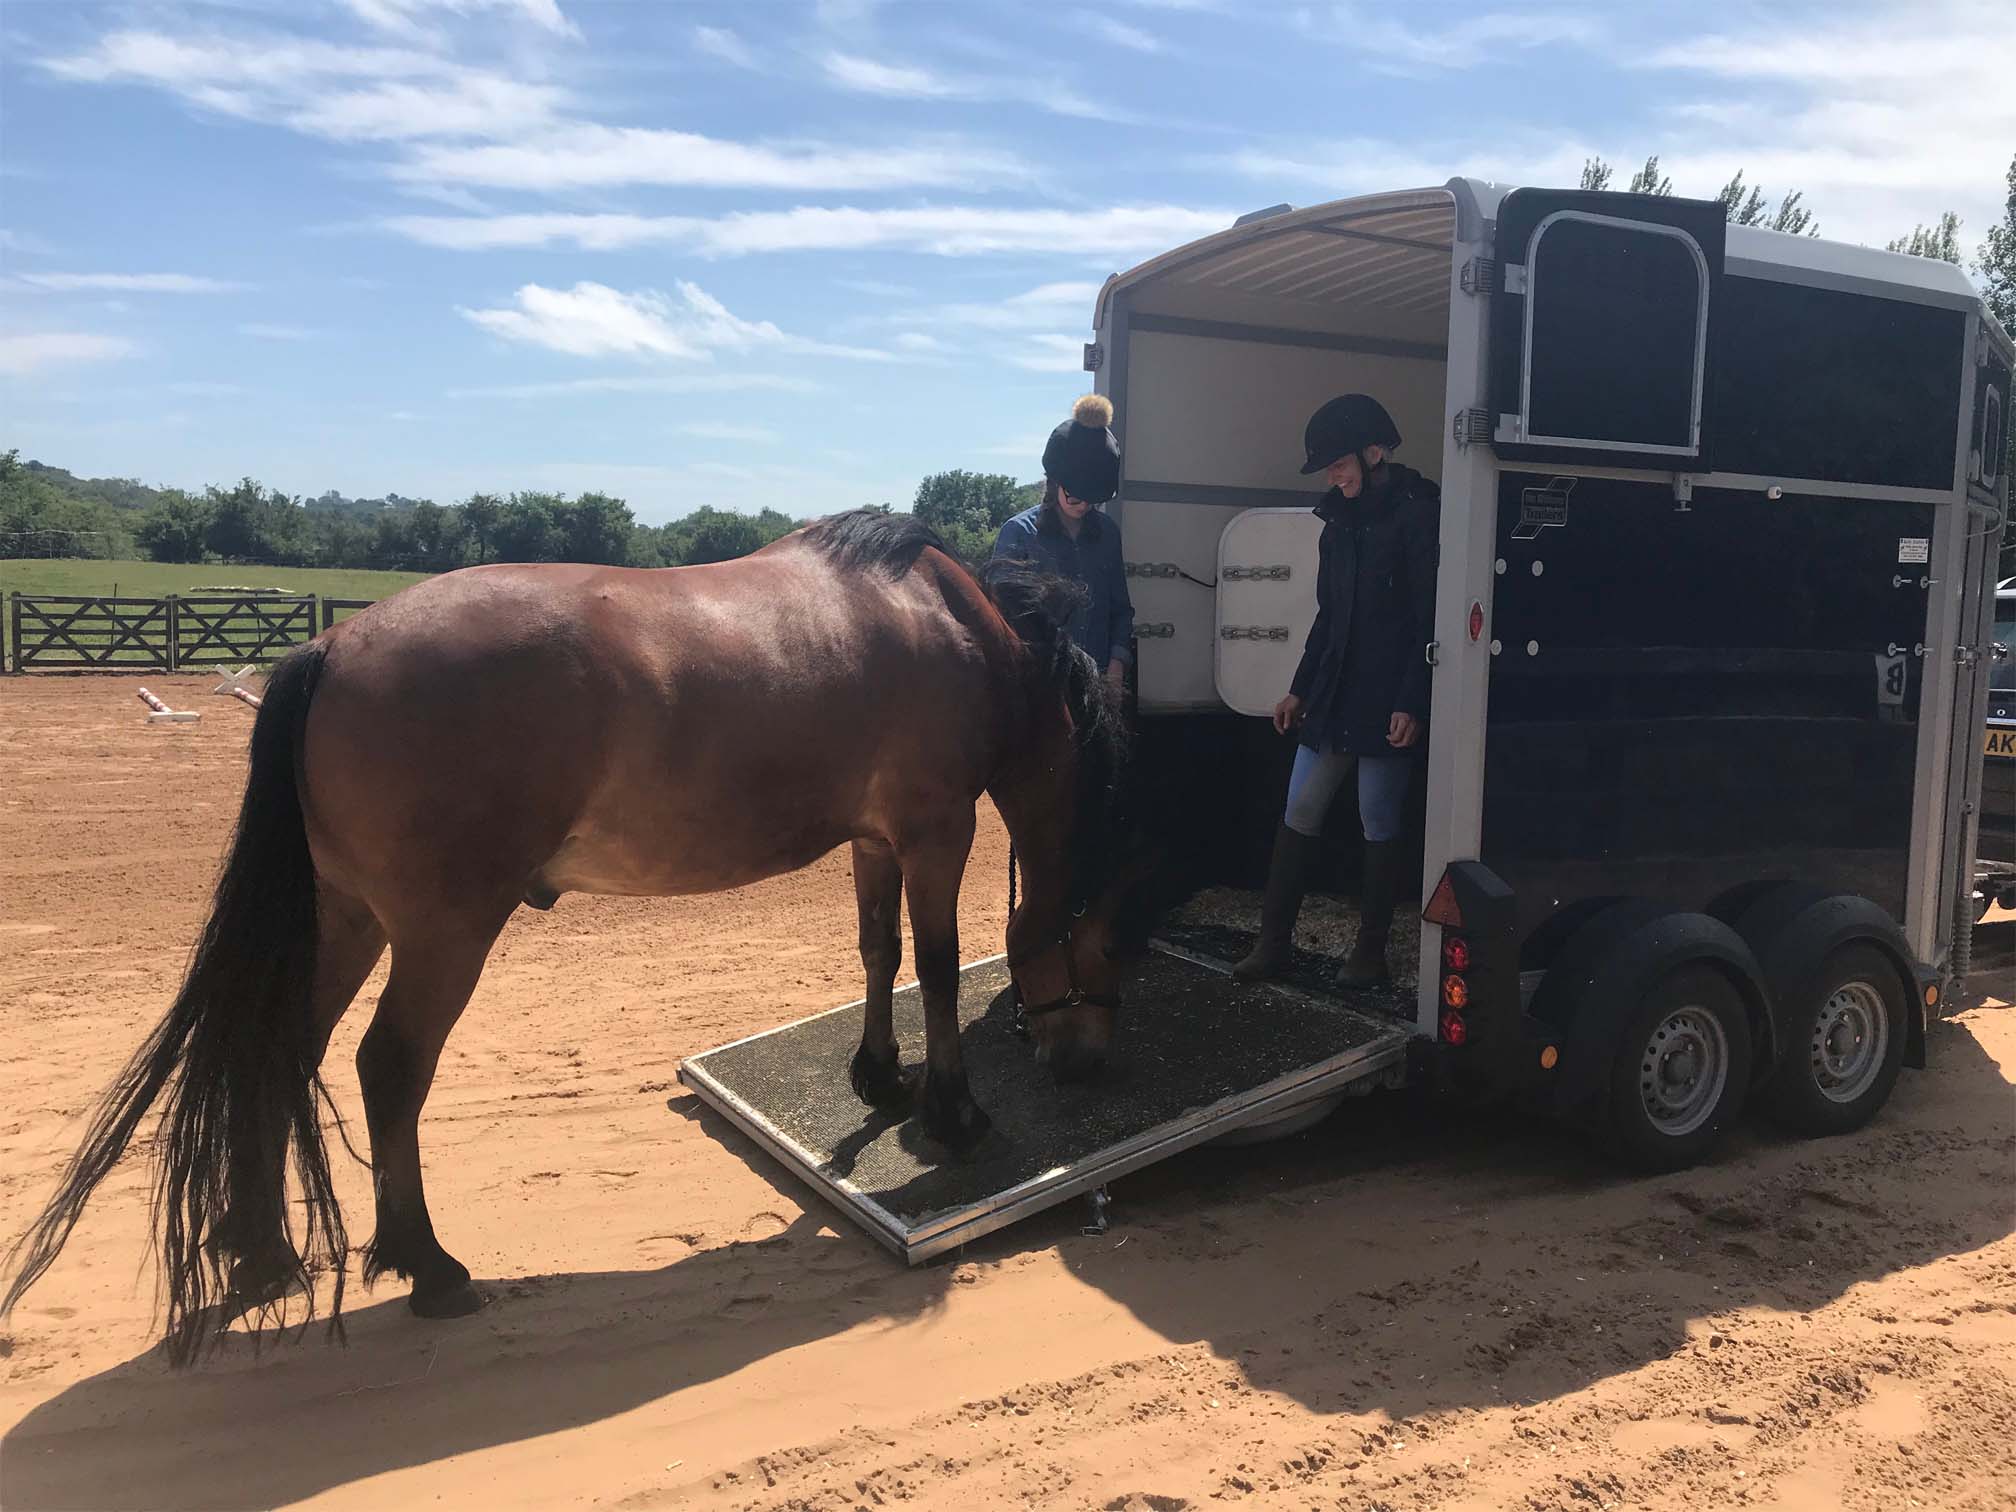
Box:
[1011, 920, 1123, 1037]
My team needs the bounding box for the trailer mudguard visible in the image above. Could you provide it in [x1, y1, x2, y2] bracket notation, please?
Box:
[1528, 904, 1771, 1123]
[1724, 887, 1929, 1073]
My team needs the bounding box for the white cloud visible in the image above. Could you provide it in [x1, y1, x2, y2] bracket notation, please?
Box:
[17, 272, 248, 294]
[41, 29, 562, 145]
[1629, 1, 2015, 246]
[1006, 334, 1093, 373]
[448, 372, 819, 399]
[693, 25, 757, 70]
[1218, 134, 1593, 198]
[388, 204, 1233, 257]
[678, 421, 783, 443]
[291, 76, 567, 142]
[1088, 18, 1165, 53]
[904, 280, 1103, 332]
[343, 0, 578, 40]
[0, 229, 56, 255]
[822, 52, 963, 99]
[1294, 6, 1602, 73]
[240, 323, 318, 340]
[459, 280, 902, 362]
[0, 332, 137, 376]
[894, 331, 949, 352]
[820, 49, 1129, 121]
[392, 124, 1025, 192]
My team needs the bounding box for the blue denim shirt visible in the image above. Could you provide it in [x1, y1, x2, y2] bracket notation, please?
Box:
[990, 504, 1135, 669]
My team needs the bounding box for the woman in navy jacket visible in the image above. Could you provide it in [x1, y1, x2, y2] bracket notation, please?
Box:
[990, 395, 1135, 694]
[1234, 394, 1439, 990]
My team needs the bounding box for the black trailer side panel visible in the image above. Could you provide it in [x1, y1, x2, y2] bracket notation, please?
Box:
[1712, 278, 1966, 493]
[1482, 475, 1933, 957]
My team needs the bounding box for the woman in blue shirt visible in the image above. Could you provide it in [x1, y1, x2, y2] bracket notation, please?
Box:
[990, 395, 1135, 694]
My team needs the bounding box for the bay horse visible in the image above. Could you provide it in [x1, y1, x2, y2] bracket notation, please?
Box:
[3, 511, 1146, 1363]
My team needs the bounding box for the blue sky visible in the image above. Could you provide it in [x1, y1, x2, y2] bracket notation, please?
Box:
[2, 0, 2009, 524]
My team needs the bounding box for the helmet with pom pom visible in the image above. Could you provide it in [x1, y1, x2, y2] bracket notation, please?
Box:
[1042, 393, 1121, 505]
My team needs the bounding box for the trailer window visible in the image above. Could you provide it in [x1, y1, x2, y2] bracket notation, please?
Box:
[1518, 213, 1708, 456]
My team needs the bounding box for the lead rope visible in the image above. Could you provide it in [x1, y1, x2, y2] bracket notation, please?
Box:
[1007, 843, 1028, 1040]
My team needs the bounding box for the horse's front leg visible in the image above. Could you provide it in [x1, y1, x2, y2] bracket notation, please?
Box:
[899, 810, 990, 1154]
[848, 838, 914, 1116]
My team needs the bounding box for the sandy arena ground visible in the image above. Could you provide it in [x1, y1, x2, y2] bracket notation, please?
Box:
[2, 674, 2013, 1512]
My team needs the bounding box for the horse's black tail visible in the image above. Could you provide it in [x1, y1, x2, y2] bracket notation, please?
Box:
[2, 643, 348, 1364]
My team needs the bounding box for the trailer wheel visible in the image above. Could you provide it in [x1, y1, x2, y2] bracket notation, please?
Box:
[1763, 943, 1907, 1136]
[1604, 966, 1752, 1172]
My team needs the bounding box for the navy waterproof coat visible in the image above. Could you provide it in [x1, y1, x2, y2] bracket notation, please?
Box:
[1288, 463, 1441, 755]
[990, 503, 1136, 672]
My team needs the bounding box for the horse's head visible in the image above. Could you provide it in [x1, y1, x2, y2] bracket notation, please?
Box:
[1016, 832, 1195, 1084]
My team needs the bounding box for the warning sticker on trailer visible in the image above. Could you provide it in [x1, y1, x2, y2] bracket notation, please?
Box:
[1897, 538, 1931, 564]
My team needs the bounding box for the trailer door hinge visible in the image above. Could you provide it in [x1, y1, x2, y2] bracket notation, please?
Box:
[1082, 342, 1103, 373]
[1134, 621, 1175, 639]
[1221, 564, 1291, 581]
[1452, 408, 1492, 448]
[1460, 258, 1499, 296]
[1220, 625, 1290, 642]
[1501, 263, 1529, 296]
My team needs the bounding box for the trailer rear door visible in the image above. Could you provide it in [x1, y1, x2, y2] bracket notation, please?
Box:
[1213, 507, 1321, 716]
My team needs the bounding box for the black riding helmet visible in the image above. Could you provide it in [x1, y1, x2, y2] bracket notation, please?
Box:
[1300, 393, 1401, 475]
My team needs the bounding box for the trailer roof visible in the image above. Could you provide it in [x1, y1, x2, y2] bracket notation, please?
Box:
[1099, 177, 1991, 327]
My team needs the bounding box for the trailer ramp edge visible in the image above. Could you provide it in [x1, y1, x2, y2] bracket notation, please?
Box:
[677, 947, 1413, 1263]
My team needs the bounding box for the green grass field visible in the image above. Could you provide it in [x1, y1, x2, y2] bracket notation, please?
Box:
[0, 558, 430, 600]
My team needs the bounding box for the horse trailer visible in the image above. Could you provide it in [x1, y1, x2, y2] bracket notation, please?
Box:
[681, 178, 2012, 1260]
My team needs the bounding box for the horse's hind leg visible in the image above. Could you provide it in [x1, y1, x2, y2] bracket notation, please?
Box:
[356, 913, 505, 1319]
[225, 888, 387, 1308]
[848, 839, 913, 1116]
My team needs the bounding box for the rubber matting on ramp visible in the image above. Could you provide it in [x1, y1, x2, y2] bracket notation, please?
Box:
[678, 946, 1410, 1263]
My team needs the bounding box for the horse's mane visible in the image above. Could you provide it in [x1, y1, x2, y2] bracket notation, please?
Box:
[799, 508, 956, 578]
[802, 508, 1136, 916]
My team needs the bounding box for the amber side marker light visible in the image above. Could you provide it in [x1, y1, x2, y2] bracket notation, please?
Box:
[1540, 1045, 1559, 1070]
[1924, 983, 1940, 1008]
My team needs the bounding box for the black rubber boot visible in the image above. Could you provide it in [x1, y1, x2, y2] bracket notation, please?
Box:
[1334, 839, 1401, 990]
[1232, 824, 1318, 982]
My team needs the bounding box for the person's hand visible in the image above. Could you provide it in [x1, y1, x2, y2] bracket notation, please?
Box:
[1105, 659, 1126, 694]
[1273, 694, 1304, 736]
[1387, 712, 1421, 749]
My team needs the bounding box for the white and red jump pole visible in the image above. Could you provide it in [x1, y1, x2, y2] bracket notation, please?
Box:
[136, 687, 201, 725]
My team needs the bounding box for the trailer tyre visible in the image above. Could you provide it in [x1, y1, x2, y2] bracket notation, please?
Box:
[1763, 943, 1907, 1136]
[1605, 966, 1752, 1172]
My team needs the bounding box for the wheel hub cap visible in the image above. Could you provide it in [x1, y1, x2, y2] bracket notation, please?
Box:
[1810, 981, 1888, 1104]
[1639, 1006, 1729, 1137]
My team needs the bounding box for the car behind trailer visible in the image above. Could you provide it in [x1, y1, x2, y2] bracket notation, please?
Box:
[681, 177, 2011, 1257]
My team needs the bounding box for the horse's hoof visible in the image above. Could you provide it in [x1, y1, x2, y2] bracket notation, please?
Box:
[921, 1080, 993, 1156]
[226, 1249, 303, 1310]
[409, 1279, 485, 1319]
[849, 1044, 916, 1117]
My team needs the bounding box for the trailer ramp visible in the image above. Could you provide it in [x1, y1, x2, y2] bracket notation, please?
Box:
[678, 945, 1411, 1264]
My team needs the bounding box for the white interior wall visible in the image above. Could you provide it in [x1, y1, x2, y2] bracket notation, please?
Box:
[1119, 333, 1449, 709]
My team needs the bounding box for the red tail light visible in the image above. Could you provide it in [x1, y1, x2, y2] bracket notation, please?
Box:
[1441, 974, 1469, 1009]
[1439, 1010, 1468, 1045]
[1442, 936, 1472, 972]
